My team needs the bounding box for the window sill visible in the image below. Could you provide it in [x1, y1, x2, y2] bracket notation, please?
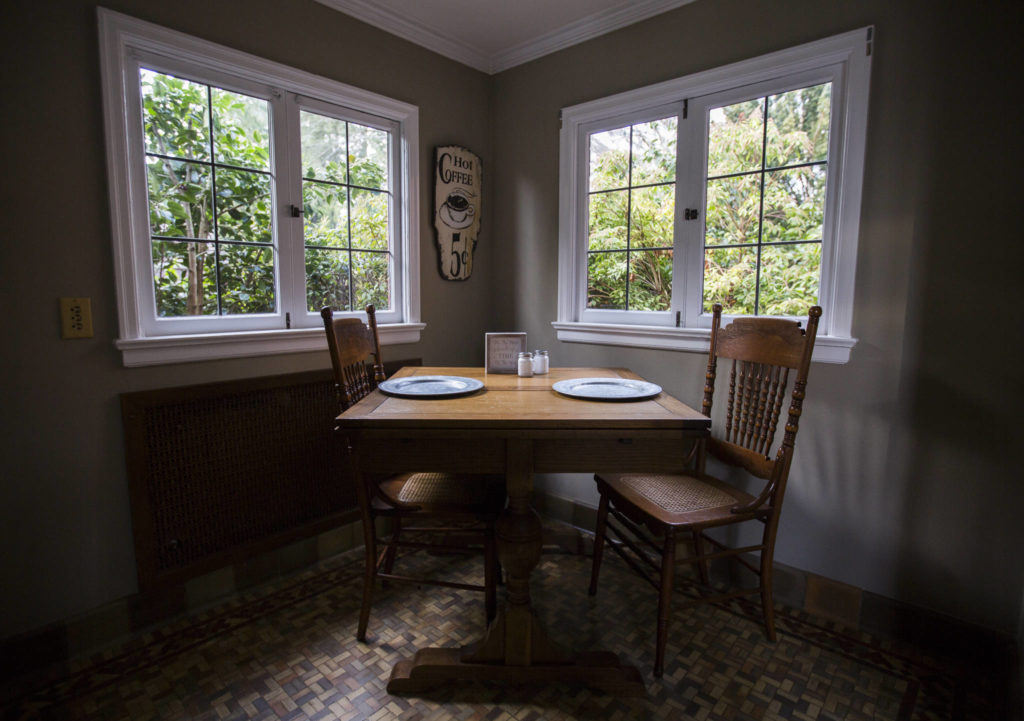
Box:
[116, 323, 425, 367]
[551, 321, 855, 364]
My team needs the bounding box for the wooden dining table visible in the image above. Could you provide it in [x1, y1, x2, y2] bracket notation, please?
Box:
[335, 366, 710, 693]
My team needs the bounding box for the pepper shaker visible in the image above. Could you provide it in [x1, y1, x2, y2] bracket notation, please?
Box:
[517, 351, 534, 377]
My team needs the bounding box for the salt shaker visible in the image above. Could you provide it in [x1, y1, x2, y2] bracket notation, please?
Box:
[517, 351, 534, 377]
[532, 349, 549, 374]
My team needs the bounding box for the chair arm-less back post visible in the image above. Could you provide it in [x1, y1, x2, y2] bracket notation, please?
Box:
[697, 304, 724, 477]
[363, 305, 386, 385]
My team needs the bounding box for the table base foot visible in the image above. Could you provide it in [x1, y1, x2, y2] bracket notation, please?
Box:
[386, 647, 646, 696]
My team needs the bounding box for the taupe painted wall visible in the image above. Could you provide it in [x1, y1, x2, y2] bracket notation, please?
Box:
[2, 0, 1021, 642]
[489, 0, 1023, 635]
[0, 0, 495, 638]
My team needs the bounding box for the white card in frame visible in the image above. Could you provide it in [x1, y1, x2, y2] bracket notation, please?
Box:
[484, 332, 526, 374]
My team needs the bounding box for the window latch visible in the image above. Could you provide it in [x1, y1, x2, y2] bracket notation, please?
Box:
[685, 208, 699, 220]
[290, 204, 303, 218]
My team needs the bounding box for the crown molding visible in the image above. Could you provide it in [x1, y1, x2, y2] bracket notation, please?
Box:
[314, 0, 492, 72]
[313, 0, 696, 74]
[490, 0, 696, 73]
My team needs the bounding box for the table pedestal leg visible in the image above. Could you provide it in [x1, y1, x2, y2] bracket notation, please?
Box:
[386, 440, 644, 695]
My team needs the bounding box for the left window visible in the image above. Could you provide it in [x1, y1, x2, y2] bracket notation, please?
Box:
[99, 10, 422, 366]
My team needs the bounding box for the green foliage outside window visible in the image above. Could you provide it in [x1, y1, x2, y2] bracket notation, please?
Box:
[143, 70, 275, 317]
[142, 70, 392, 319]
[585, 83, 830, 317]
[300, 111, 392, 314]
[704, 83, 830, 315]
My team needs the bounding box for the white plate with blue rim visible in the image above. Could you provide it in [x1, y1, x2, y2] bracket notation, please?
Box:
[377, 375, 484, 398]
[551, 377, 662, 401]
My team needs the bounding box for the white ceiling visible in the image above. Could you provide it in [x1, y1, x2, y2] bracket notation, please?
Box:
[313, 0, 697, 74]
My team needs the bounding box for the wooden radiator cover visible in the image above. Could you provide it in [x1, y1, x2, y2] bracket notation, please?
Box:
[120, 362, 414, 590]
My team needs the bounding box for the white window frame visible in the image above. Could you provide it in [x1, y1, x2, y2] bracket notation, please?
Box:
[555, 28, 873, 364]
[98, 9, 423, 366]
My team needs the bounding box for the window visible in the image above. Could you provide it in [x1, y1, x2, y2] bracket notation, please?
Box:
[556, 29, 873, 363]
[99, 10, 422, 365]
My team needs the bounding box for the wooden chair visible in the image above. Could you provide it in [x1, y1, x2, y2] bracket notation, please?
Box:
[322, 305, 503, 642]
[588, 304, 821, 676]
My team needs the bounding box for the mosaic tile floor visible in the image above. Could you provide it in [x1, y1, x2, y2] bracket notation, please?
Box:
[2, 543, 1006, 720]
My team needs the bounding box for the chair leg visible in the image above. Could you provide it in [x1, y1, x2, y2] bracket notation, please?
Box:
[692, 530, 710, 587]
[382, 517, 401, 576]
[589, 492, 610, 596]
[760, 539, 777, 642]
[484, 524, 497, 624]
[357, 518, 377, 642]
[654, 530, 676, 678]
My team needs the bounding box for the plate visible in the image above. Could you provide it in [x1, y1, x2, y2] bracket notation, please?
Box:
[552, 377, 662, 401]
[377, 375, 484, 398]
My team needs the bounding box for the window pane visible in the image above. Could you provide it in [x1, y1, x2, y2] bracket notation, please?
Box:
[703, 246, 756, 315]
[147, 157, 212, 239]
[629, 249, 672, 311]
[218, 244, 276, 314]
[352, 251, 390, 310]
[306, 247, 349, 311]
[707, 99, 763, 176]
[141, 70, 210, 161]
[631, 118, 677, 186]
[350, 188, 389, 251]
[705, 174, 760, 246]
[587, 251, 627, 309]
[762, 165, 826, 244]
[211, 88, 270, 170]
[766, 83, 831, 168]
[630, 185, 674, 249]
[152, 240, 217, 316]
[300, 111, 348, 183]
[758, 243, 821, 315]
[303, 182, 348, 247]
[215, 168, 272, 243]
[589, 190, 628, 251]
[348, 123, 389, 190]
[589, 126, 629, 191]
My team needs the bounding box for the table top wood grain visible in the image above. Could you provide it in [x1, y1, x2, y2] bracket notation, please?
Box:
[337, 366, 709, 431]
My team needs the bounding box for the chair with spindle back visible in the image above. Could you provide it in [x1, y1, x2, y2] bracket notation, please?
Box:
[322, 305, 503, 642]
[588, 303, 821, 676]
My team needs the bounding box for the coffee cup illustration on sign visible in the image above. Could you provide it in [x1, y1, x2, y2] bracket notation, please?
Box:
[439, 188, 476, 229]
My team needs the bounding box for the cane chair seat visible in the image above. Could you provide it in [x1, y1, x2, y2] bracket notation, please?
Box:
[601, 473, 747, 520]
[381, 472, 505, 511]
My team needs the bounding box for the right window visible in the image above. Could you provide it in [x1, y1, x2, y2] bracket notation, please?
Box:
[557, 29, 872, 363]
[700, 82, 830, 317]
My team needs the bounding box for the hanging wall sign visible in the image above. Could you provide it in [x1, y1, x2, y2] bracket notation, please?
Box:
[434, 145, 481, 281]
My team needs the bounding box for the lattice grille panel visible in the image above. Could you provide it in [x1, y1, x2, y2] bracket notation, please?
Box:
[122, 370, 355, 588]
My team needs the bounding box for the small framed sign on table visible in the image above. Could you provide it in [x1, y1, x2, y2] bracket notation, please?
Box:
[485, 333, 526, 374]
